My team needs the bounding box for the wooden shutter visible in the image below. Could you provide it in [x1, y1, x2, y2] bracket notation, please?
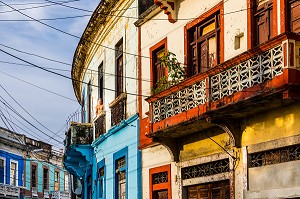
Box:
[200, 40, 208, 73]
[117, 56, 123, 96]
[290, 0, 300, 33]
[153, 48, 165, 88]
[255, 1, 273, 45]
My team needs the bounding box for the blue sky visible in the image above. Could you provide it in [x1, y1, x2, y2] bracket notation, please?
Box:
[0, 0, 99, 150]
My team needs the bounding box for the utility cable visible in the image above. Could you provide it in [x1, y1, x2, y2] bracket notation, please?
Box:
[0, 84, 66, 140]
[0, 0, 79, 7]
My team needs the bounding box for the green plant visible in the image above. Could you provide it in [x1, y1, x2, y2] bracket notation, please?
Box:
[151, 51, 185, 95]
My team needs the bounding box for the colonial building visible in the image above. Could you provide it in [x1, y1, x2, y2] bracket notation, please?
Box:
[135, 0, 300, 199]
[0, 127, 70, 199]
[63, 0, 142, 198]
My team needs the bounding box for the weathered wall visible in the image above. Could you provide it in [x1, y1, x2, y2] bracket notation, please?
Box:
[242, 104, 300, 146]
[179, 128, 231, 162]
[82, 0, 138, 130]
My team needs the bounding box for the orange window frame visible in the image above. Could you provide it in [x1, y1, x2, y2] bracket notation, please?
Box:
[149, 164, 171, 199]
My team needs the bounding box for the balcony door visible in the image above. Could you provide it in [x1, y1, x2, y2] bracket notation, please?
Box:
[187, 180, 230, 199]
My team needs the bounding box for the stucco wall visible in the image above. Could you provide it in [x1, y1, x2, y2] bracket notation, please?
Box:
[82, 0, 138, 130]
[93, 115, 140, 199]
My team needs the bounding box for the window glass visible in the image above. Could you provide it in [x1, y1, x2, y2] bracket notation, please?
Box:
[10, 162, 17, 186]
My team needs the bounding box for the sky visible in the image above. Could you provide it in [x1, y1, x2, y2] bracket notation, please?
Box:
[0, 0, 99, 150]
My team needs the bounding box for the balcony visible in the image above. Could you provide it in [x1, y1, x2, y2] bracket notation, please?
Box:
[0, 184, 20, 198]
[44, 189, 49, 198]
[32, 187, 38, 198]
[146, 34, 300, 140]
[109, 93, 126, 126]
[63, 122, 93, 178]
[94, 112, 106, 140]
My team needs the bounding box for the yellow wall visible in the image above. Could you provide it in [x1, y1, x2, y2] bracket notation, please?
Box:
[242, 104, 300, 146]
[179, 127, 231, 161]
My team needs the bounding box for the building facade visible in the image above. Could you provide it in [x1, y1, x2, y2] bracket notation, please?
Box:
[63, 0, 143, 199]
[135, 0, 300, 199]
[0, 127, 70, 199]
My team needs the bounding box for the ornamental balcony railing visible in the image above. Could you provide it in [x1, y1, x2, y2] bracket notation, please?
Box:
[0, 184, 20, 198]
[109, 93, 127, 126]
[94, 113, 106, 140]
[65, 122, 93, 148]
[151, 44, 283, 123]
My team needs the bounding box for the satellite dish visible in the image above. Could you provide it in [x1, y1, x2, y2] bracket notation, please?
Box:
[74, 187, 82, 195]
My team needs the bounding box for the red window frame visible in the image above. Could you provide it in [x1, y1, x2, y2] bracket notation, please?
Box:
[184, 2, 224, 75]
[149, 164, 171, 199]
[247, 0, 278, 49]
[149, 37, 168, 90]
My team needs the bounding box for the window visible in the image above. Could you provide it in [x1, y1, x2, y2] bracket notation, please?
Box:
[0, 158, 5, 184]
[116, 157, 126, 199]
[289, 0, 300, 33]
[31, 165, 37, 188]
[54, 171, 59, 191]
[187, 12, 220, 76]
[87, 172, 92, 199]
[98, 63, 104, 100]
[116, 40, 123, 97]
[98, 166, 105, 198]
[10, 161, 17, 186]
[43, 168, 49, 190]
[64, 173, 69, 192]
[253, 0, 274, 46]
[149, 164, 171, 199]
[150, 38, 167, 89]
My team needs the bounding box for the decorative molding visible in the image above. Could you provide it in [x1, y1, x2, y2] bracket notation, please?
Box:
[154, 0, 177, 23]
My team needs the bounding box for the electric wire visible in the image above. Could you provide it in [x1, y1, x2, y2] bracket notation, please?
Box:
[0, 84, 66, 140]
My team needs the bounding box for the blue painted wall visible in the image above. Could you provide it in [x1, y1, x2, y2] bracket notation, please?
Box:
[87, 114, 141, 199]
[0, 150, 24, 187]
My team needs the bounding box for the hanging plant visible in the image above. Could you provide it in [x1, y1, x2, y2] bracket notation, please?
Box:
[151, 50, 186, 95]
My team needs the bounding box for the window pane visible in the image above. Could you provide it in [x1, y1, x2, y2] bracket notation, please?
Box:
[10, 162, 17, 186]
[208, 36, 217, 68]
[201, 21, 216, 36]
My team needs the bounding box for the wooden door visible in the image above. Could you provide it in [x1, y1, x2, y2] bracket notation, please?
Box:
[200, 40, 208, 73]
[153, 190, 168, 199]
[290, 0, 300, 33]
[187, 180, 230, 199]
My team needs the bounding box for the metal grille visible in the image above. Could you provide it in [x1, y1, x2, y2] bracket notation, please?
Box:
[117, 157, 126, 169]
[211, 45, 283, 101]
[250, 144, 300, 167]
[152, 79, 206, 123]
[182, 159, 230, 180]
[111, 98, 126, 126]
[152, 171, 168, 184]
[95, 114, 106, 139]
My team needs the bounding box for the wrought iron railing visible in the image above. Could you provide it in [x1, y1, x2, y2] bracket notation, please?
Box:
[151, 45, 283, 123]
[65, 122, 93, 148]
[60, 191, 70, 199]
[0, 184, 20, 198]
[110, 95, 126, 126]
[250, 144, 300, 167]
[181, 159, 230, 180]
[94, 113, 106, 139]
[44, 189, 50, 198]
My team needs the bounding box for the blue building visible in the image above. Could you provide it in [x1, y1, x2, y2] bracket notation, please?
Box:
[63, 0, 145, 198]
[0, 127, 25, 199]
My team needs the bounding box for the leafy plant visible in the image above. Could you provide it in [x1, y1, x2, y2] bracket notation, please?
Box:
[151, 51, 185, 95]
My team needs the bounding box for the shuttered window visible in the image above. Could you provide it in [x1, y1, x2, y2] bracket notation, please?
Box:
[188, 13, 220, 76]
[290, 0, 300, 33]
[116, 41, 123, 97]
[254, 0, 274, 45]
[31, 165, 37, 188]
[187, 180, 230, 199]
[152, 47, 166, 89]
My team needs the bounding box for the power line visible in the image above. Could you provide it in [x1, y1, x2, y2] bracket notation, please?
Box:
[0, 0, 79, 14]
[0, 70, 77, 102]
[0, 0, 79, 7]
[0, 14, 91, 21]
[0, 84, 65, 140]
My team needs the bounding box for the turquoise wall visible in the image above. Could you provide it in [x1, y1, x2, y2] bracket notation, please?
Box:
[89, 114, 141, 199]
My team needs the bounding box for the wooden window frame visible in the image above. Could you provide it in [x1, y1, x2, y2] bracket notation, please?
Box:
[0, 157, 6, 184]
[42, 165, 49, 191]
[288, 0, 300, 33]
[184, 2, 224, 76]
[10, 160, 18, 186]
[149, 164, 171, 199]
[98, 62, 104, 100]
[247, 0, 278, 49]
[149, 37, 168, 89]
[30, 162, 38, 189]
[115, 39, 124, 98]
[54, 169, 60, 191]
